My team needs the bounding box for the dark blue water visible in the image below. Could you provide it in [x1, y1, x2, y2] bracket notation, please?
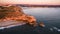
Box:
[23, 7, 60, 33]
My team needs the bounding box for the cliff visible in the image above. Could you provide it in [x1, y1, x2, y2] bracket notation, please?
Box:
[0, 5, 37, 27]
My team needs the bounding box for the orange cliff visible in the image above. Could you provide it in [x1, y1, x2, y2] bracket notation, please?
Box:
[0, 5, 37, 27]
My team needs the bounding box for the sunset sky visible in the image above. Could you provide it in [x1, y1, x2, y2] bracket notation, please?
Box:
[0, 0, 60, 5]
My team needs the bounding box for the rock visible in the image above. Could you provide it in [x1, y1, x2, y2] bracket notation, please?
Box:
[0, 5, 37, 27]
[39, 22, 45, 27]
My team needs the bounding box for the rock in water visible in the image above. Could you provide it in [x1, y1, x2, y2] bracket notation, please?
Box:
[39, 22, 45, 28]
[0, 5, 37, 27]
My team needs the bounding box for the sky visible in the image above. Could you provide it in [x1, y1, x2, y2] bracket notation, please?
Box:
[0, 0, 60, 5]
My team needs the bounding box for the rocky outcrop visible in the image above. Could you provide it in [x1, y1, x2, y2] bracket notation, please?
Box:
[39, 22, 45, 27]
[0, 5, 37, 27]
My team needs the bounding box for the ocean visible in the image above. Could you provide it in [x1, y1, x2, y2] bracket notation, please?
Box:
[23, 7, 60, 34]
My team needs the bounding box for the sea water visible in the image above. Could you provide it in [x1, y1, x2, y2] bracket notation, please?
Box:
[23, 7, 60, 33]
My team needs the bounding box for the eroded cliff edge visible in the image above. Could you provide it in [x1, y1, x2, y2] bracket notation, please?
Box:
[0, 5, 37, 27]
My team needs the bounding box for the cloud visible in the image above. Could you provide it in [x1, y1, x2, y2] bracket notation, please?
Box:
[0, 0, 60, 5]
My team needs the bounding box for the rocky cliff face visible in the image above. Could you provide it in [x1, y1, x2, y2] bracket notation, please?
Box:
[0, 5, 37, 27]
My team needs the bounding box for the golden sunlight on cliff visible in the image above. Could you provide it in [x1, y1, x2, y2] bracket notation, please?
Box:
[0, 5, 37, 27]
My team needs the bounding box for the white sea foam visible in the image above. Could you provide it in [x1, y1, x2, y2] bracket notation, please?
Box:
[53, 27, 58, 30]
[50, 28, 53, 31]
[0, 27, 5, 29]
[57, 29, 60, 32]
